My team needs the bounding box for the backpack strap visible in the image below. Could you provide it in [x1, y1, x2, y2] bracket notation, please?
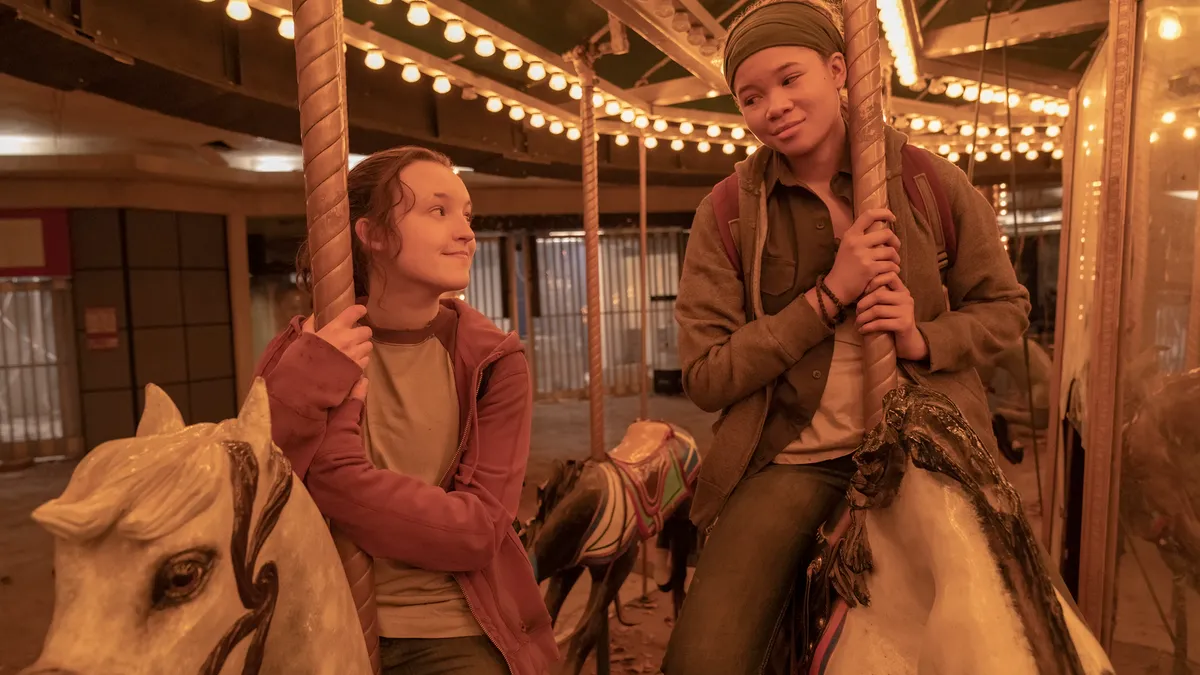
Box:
[709, 174, 743, 279]
[900, 144, 957, 274]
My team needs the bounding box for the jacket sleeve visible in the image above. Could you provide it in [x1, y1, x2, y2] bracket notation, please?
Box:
[675, 194, 833, 413]
[255, 325, 362, 479]
[303, 351, 532, 573]
[917, 156, 1031, 373]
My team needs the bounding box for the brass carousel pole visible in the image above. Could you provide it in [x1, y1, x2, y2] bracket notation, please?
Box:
[843, 0, 897, 425]
[291, 1, 379, 672]
[637, 136, 651, 602]
[568, 44, 611, 674]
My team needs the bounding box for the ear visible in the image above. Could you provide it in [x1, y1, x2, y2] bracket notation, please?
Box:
[354, 217, 388, 252]
[137, 384, 185, 437]
[828, 52, 847, 89]
[236, 378, 274, 454]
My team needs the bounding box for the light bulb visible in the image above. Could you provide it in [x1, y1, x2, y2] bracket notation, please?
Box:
[1187, 127, 1198, 140]
[509, 105, 525, 121]
[225, 0, 251, 21]
[278, 15, 295, 39]
[947, 152, 960, 162]
[960, 124, 975, 137]
[964, 85, 979, 102]
[1046, 125, 1061, 137]
[635, 115, 650, 129]
[671, 139, 684, 151]
[527, 61, 546, 81]
[593, 93, 605, 108]
[697, 141, 711, 153]
[680, 121, 694, 135]
[996, 126, 1009, 137]
[991, 142, 1003, 153]
[975, 150, 987, 162]
[1044, 101, 1060, 116]
[549, 120, 564, 135]
[1150, 131, 1160, 143]
[1001, 150, 1012, 161]
[485, 96, 503, 113]
[746, 144, 757, 155]
[653, 119, 668, 133]
[549, 73, 567, 91]
[723, 143, 735, 155]
[365, 49, 386, 70]
[402, 63, 421, 82]
[1159, 11, 1183, 40]
[432, 75, 451, 94]
[475, 35, 496, 57]
[645, 137, 658, 149]
[1058, 104, 1070, 117]
[928, 119, 943, 133]
[938, 144, 950, 155]
[1008, 93, 1020, 107]
[569, 84, 583, 100]
[407, 1, 431, 26]
[503, 50, 523, 70]
[910, 118, 926, 131]
[946, 82, 964, 98]
[977, 126, 990, 138]
[530, 113, 546, 128]
[1031, 99, 1045, 113]
[1163, 110, 1177, 124]
[620, 108, 636, 123]
[566, 127, 581, 141]
[615, 133, 630, 146]
[1052, 148, 1064, 159]
[707, 124, 721, 138]
[369, 0, 392, 4]
[979, 89, 995, 104]
[1042, 141, 1054, 152]
[1021, 126, 1035, 136]
[443, 19, 466, 42]
[1017, 141, 1030, 153]
[731, 127, 746, 140]
[1026, 150, 1039, 160]
[603, 100, 620, 116]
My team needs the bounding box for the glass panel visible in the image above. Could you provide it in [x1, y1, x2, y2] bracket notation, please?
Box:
[1112, 3, 1200, 672]
[1059, 41, 1109, 433]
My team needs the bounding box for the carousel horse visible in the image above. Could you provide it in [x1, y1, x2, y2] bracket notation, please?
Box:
[1121, 363, 1200, 673]
[795, 384, 1114, 675]
[20, 381, 371, 675]
[520, 420, 700, 675]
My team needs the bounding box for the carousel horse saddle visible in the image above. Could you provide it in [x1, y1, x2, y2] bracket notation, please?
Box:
[801, 500, 854, 674]
[608, 420, 701, 540]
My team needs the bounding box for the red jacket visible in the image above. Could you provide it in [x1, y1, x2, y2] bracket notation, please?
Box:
[254, 299, 557, 675]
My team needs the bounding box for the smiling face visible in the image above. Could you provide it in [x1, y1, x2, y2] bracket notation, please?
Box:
[733, 45, 846, 159]
[358, 160, 476, 296]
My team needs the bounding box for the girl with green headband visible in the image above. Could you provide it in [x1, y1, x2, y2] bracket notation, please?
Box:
[668, 1, 1030, 672]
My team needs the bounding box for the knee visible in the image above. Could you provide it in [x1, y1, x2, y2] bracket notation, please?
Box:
[663, 614, 757, 675]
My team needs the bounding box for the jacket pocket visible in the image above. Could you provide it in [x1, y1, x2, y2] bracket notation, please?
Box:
[495, 529, 553, 638]
[760, 255, 797, 297]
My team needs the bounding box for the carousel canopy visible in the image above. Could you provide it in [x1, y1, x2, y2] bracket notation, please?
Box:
[0, 0, 1105, 185]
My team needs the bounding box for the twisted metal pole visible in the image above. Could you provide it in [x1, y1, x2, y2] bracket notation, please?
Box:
[291, 1, 379, 672]
[568, 47, 607, 463]
[843, 0, 897, 428]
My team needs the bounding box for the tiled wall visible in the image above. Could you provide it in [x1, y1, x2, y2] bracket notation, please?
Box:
[70, 209, 235, 448]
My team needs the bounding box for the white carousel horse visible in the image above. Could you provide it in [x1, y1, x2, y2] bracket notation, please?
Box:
[20, 380, 372, 675]
[800, 384, 1114, 675]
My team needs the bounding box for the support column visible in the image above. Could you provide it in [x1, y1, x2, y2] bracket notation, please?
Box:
[226, 213, 254, 405]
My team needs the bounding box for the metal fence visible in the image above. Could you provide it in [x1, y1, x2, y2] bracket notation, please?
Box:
[465, 229, 687, 400]
[0, 277, 83, 468]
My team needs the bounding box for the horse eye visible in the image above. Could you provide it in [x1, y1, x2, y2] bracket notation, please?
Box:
[151, 548, 217, 610]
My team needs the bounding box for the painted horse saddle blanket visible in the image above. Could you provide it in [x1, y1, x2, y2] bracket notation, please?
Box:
[576, 420, 701, 566]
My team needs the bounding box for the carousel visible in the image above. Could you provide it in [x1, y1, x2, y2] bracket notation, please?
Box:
[0, 0, 1167, 673]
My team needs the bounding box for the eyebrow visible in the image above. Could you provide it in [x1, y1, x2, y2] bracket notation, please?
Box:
[431, 192, 473, 210]
[736, 62, 803, 98]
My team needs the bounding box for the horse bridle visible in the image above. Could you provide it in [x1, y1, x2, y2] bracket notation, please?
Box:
[200, 441, 292, 675]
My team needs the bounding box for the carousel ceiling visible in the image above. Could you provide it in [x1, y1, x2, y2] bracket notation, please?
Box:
[0, 0, 1106, 184]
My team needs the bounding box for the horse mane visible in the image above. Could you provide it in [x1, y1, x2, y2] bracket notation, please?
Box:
[33, 418, 276, 543]
[534, 458, 589, 526]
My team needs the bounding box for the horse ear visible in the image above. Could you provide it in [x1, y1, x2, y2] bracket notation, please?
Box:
[235, 378, 273, 451]
[137, 384, 185, 437]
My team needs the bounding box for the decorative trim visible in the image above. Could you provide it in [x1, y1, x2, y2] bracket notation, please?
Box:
[1078, 0, 1137, 647]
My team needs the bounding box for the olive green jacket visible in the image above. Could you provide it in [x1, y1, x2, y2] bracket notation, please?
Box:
[675, 126, 1031, 531]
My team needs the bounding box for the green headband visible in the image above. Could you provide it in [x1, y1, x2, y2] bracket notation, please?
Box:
[723, 2, 846, 91]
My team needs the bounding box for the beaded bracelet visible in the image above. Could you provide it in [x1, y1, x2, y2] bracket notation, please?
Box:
[817, 274, 847, 322]
[815, 285, 836, 330]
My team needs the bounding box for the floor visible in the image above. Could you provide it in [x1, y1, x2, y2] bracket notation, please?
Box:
[0, 394, 1192, 673]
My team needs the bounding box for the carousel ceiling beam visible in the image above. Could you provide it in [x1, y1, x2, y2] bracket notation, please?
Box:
[921, 0, 1108, 59]
[920, 54, 1080, 98]
[891, 96, 1043, 126]
[588, 0, 729, 93]
[632, 77, 719, 106]
[674, 0, 726, 36]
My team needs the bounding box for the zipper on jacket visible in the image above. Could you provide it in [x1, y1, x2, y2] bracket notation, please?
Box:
[456, 572, 521, 675]
[437, 346, 506, 489]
